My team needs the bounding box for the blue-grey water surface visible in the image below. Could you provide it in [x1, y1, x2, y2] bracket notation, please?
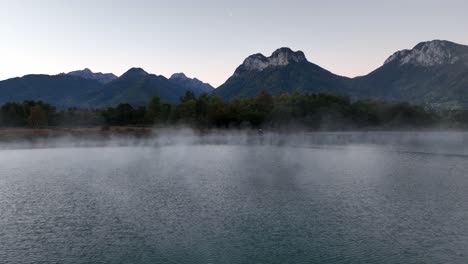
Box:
[1, 133, 468, 263]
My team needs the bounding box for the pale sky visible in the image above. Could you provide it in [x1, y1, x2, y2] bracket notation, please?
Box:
[1, 0, 467, 87]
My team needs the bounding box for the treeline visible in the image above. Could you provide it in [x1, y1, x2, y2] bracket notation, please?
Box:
[1, 92, 468, 129]
[0, 101, 104, 127]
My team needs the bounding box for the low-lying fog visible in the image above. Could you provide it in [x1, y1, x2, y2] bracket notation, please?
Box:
[1, 131, 468, 263]
[2, 129, 468, 156]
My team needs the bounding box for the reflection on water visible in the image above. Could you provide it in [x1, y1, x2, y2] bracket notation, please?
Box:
[1, 133, 468, 264]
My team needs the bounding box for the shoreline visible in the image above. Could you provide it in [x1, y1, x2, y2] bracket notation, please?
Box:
[0, 126, 467, 146]
[0, 126, 154, 141]
[1, 126, 467, 139]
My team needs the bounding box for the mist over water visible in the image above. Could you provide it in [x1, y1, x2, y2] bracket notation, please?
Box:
[2, 130, 468, 155]
[1, 131, 468, 263]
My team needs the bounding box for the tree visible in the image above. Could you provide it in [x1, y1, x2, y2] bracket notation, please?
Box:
[101, 103, 146, 125]
[176, 98, 197, 124]
[27, 105, 48, 128]
[180, 91, 196, 103]
[1, 102, 27, 126]
[207, 96, 231, 127]
[147, 96, 162, 123]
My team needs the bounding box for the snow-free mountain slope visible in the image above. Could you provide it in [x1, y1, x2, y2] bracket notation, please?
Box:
[215, 47, 351, 99]
[66, 68, 117, 83]
[384, 40, 468, 67]
[354, 40, 468, 108]
[169, 73, 214, 95]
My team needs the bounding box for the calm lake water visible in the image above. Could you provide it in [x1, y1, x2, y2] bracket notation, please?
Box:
[1, 132, 468, 263]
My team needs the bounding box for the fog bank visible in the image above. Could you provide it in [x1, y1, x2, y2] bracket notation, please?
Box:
[1, 129, 468, 157]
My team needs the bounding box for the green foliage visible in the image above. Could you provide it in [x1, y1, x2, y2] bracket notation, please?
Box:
[101, 104, 147, 126]
[147, 96, 162, 122]
[180, 91, 197, 103]
[0, 92, 463, 129]
[0, 101, 56, 127]
[1, 102, 29, 126]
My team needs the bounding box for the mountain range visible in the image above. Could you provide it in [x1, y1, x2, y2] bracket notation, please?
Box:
[1, 40, 467, 109]
[215, 40, 468, 109]
[0, 68, 215, 108]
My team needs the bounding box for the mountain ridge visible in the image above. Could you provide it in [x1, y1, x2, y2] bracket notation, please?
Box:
[384, 40, 468, 66]
[215, 40, 468, 108]
[0, 68, 212, 108]
[66, 68, 117, 83]
[214, 47, 351, 99]
[169, 73, 214, 95]
[352, 40, 468, 108]
[1, 40, 468, 108]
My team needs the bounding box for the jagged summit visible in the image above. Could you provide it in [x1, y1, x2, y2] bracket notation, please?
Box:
[170, 73, 188, 79]
[67, 68, 117, 83]
[169, 72, 214, 95]
[234, 47, 307, 76]
[216, 47, 347, 99]
[121, 67, 149, 78]
[271, 47, 307, 63]
[384, 40, 468, 67]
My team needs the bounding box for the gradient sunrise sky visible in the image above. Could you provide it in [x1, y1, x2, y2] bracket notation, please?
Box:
[1, 0, 467, 87]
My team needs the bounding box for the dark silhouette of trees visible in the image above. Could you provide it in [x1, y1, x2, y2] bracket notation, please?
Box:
[101, 104, 147, 126]
[147, 96, 162, 123]
[0, 101, 56, 127]
[0, 92, 462, 129]
[27, 105, 48, 128]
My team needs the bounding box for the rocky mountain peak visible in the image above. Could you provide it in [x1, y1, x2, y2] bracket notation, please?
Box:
[384, 40, 468, 67]
[67, 68, 117, 83]
[235, 47, 308, 76]
[169, 72, 214, 95]
[271, 47, 307, 63]
[170, 73, 188, 80]
[121, 68, 149, 78]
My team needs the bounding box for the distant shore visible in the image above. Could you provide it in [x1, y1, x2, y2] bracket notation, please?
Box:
[0, 127, 154, 142]
[1, 126, 466, 142]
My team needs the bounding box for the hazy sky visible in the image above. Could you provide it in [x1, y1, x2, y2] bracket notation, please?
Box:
[1, 0, 467, 87]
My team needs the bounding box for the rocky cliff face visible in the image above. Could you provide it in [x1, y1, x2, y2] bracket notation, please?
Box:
[215, 47, 348, 99]
[353, 40, 468, 109]
[217, 41, 468, 108]
[384, 40, 468, 67]
[234, 48, 307, 76]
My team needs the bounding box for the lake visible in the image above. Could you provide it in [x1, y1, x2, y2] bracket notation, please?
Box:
[1, 132, 468, 263]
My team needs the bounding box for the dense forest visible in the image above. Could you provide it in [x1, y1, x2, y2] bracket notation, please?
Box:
[1, 91, 468, 130]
